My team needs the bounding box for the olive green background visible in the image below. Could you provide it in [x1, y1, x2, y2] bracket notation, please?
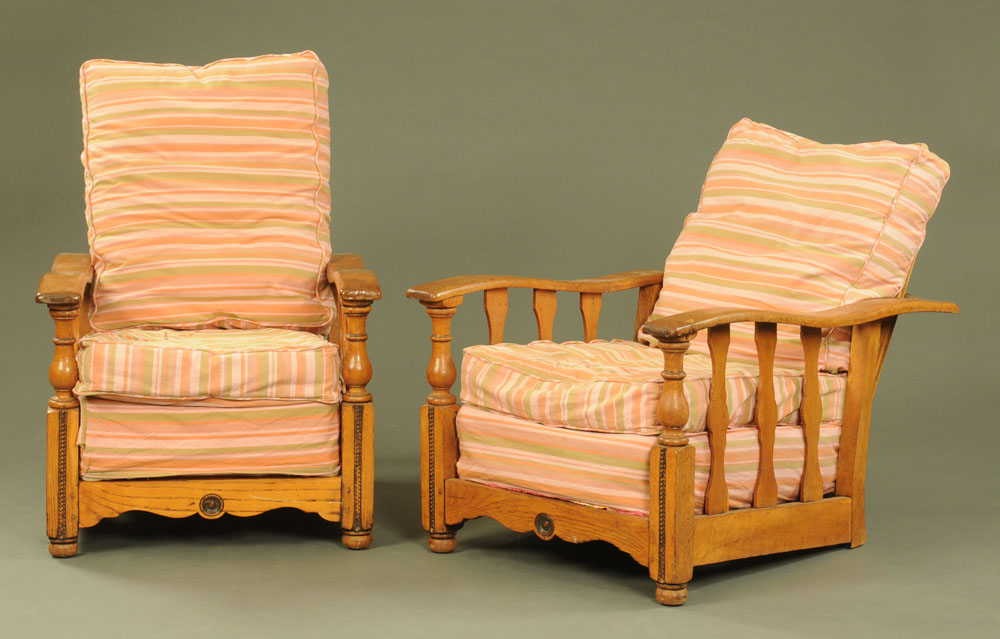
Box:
[1, 1, 996, 636]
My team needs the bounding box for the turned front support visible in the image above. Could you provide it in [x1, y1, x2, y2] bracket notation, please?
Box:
[649, 335, 695, 606]
[339, 299, 376, 549]
[421, 298, 463, 552]
[46, 303, 81, 558]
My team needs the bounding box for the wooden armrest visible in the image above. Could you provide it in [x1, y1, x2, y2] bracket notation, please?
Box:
[406, 270, 663, 303]
[642, 296, 959, 341]
[326, 254, 382, 302]
[36, 253, 94, 306]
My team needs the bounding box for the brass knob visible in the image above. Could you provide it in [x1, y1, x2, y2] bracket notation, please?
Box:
[534, 513, 554, 539]
[199, 494, 224, 517]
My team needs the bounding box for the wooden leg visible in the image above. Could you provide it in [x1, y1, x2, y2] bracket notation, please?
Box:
[46, 406, 80, 558]
[340, 401, 374, 550]
[648, 441, 695, 606]
[422, 404, 460, 552]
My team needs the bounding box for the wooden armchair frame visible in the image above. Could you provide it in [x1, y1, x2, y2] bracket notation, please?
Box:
[37, 252, 381, 557]
[407, 270, 957, 605]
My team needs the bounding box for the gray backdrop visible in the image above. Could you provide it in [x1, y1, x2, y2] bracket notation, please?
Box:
[1, 1, 996, 636]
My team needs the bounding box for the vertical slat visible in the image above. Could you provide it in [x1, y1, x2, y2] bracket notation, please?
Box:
[532, 289, 557, 341]
[752, 322, 779, 508]
[484, 288, 508, 345]
[799, 326, 823, 502]
[580, 292, 602, 342]
[633, 283, 661, 341]
[704, 325, 730, 515]
[835, 320, 881, 547]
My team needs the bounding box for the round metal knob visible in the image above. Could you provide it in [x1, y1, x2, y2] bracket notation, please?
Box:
[534, 512, 554, 539]
[199, 494, 224, 517]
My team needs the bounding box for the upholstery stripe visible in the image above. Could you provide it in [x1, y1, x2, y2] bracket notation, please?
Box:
[460, 339, 844, 434]
[80, 397, 340, 480]
[455, 405, 839, 515]
[75, 328, 341, 403]
[642, 118, 949, 372]
[80, 51, 335, 331]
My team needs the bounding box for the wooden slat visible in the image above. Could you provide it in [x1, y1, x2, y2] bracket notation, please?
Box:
[693, 497, 851, 565]
[752, 322, 779, 508]
[78, 476, 343, 528]
[799, 326, 823, 502]
[633, 282, 661, 341]
[532, 289, 557, 340]
[835, 321, 881, 547]
[444, 478, 649, 566]
[484, 288, 508, 344]
[704, 325, 730, 514]
[579, 292, 602, 342]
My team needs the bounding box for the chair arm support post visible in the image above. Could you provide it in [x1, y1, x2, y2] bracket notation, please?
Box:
[421, 298, 463, 406]
[649, 334, 695, 605]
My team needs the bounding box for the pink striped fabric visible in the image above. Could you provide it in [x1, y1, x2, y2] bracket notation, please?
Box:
[75, 327, 341, 403]
[80, 397, 340, 479]
[80, 51, 335, 332]
[456, 405, 839, 515]
[461, 339, 845, 434]
[642, 119, 950, 371]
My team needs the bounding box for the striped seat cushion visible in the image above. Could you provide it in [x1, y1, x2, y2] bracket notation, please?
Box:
[80, 397, 340, 479]
[80, 51, 335, 332]
[456, 405, 839, 515]
[461, 339, 844, 435]
[75, 328, 341, 403]
[643, 118, 950, 371]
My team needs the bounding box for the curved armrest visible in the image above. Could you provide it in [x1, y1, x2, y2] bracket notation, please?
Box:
[406, 270, 662, 303]
[642, 296, 959, 341]
[326, 254, 382, 302]
[36, 253, 94, 306]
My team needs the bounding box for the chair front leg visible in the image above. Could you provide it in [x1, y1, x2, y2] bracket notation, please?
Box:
[420, 297, 463, 552]
[649, 336, 696, 605]
[339, 299, 375, 549]
[46, 303, 82, 557]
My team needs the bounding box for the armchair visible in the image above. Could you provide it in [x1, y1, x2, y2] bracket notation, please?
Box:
[407, 119, 959, 605]
[36, 52, 380, 556]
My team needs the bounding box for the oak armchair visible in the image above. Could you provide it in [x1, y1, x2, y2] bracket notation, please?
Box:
[407, 119, 958, 605]
[36, 52, 380, 556]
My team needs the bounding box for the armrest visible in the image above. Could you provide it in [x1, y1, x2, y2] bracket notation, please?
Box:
[326, 254, 382, 302]
[36, 253, 93, 306]
[406, 270, 663, 303]
[642, 296, 959, 341]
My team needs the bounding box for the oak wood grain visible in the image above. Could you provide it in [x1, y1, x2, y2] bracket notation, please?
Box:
[445, 479, 649, 565]
[484, 288, 509, 344]
[78, 477, 343, 528]
[643, 296, 958, 340]
[752, 322, 779, 508]
[532, 289, 557, 340]
[579, 292, 602, 342]
[406, 270, 663, 302]
[704, 325, 730, 515]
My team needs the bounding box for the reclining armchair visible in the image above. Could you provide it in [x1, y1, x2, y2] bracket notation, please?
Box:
[36, 52, 380, 557]
[408, 119, 957, 605]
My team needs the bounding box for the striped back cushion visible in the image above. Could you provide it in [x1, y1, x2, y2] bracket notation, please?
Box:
[80, 51, 334, 332]
[646, 119, 950, 371]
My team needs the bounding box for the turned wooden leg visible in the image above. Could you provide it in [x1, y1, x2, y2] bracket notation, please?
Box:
[46, 303, 81, 558]
[339, 299, 375, 550]
[420, 298, 464, 552]
[649, 336, 695, 605]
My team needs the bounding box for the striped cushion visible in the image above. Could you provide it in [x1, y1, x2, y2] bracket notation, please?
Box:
[80, 397, 339, 479]
[643, 118, 950, 371]
[75, 328, 341, 403]
[461, 339, 845, 435]
[80, 51, 334, 331]
[456, 405, 839, 515]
